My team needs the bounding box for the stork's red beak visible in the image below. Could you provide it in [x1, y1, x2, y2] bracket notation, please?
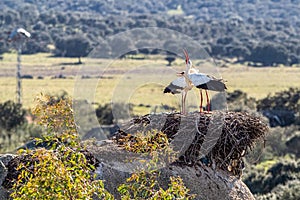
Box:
[183, 49, 189, 64]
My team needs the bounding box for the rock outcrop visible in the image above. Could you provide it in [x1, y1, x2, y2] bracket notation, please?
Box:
[0, 111, 268, 199]
[88, 141, 255, 200]
[0, 154, 16, 200]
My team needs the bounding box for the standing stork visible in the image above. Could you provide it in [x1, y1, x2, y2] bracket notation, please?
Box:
[164, 67, 193, 115]
[164, 49, 227, 114]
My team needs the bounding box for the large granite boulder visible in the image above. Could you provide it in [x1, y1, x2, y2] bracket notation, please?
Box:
[88, 141, 255, 200]
[0, 111, 268, 199]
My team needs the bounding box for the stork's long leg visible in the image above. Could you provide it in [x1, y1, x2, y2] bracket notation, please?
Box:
[205, 90, 210, 112]
[181, 91, 184, 114]
[199, 89, 203, 113]
[183, 90, 187, 115]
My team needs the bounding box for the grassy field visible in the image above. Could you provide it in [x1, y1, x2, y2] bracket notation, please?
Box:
[0, 53, 300, 114]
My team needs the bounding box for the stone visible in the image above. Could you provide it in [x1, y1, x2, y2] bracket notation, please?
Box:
[0, 160, 8, 200]
[0, 154, 16, 166]
[0, 161, 7, 186]
[88, 141, 255, 200]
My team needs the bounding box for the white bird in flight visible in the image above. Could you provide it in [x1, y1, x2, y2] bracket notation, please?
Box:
[164, 49, 227, 114]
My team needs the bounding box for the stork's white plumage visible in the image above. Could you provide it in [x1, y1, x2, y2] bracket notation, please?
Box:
[17, 28, 31, 38]
[9, 28, 31, 41]
[164, 49, 226, 114]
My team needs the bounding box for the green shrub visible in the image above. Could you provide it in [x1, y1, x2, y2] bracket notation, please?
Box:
[0, 123, 43, 153]
[10, 94, 113, 199]
[257, 87, 300, 112]
[118, 153, 195, 200]
[244, 158, 300, 195]
[227, 90, 257, 112]
[0, 101, 41, 153]
[32, 93, 76, 135]
[116, 130, 169, 153]
[116, 130, 195, 199]
[10, 148, 113, 200]
[96, 103, 132, 125]
[255, 180, 300, 200]
[118, 170, 195, 200]
[0, 100, 26, 131]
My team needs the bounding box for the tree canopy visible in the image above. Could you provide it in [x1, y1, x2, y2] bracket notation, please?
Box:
[0, 0, 299, 66]
[55, 36, 91, 63]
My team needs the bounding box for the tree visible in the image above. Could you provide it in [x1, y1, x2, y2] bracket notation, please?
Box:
[216, 36, 234, 45]
[0, 100, 26, 145]
[0, 100, 26, 132]
[0, 41, 7, 55]
[95, 103, 132, 125]
[109, 36, 134, 58]
[246, 43, 289, 66]
[286, 135, 300, 157]
[229, 46, 251, 61]
[165, 56, 175, 66]
[55, 36, 92, 64]
[23, 40, 49, 54]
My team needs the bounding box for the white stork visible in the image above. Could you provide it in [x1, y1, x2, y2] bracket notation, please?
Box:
[8, 28, 31, 42]
[164, 49, 227, 114]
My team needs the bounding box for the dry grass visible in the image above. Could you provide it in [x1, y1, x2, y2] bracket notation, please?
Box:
[220, 65, 300, 99]
[0, 53, 300, 114]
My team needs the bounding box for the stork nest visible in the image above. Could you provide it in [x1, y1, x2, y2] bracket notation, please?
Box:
[114, 111, 269, 177]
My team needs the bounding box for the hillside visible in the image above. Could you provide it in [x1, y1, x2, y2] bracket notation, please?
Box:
[0, 0, 300, 65]
[2, 0, 300, 22]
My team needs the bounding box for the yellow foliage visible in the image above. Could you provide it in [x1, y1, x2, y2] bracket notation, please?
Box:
[32, 93, 79, 147]
[118, 167, 196, 200]
[11, 148, 113, 200]
[116, 130, 169, 153]
[11, 94, 113, 199]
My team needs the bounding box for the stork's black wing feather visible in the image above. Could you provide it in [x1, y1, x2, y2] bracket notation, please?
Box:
[163, 83, 183, 94]
[196, 79, 227, 91]
[164, 77, 186, 94]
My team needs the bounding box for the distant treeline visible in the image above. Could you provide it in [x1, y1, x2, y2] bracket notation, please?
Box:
[0, 0, 300, 66]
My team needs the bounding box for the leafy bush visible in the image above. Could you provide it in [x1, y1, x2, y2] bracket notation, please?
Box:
[118, 169, 195, 200]
[96, 103, 132, 125]
[115, 130, 169, 153]
[255, 180, 300, 200]
[0, 100, 26, 131]
[257, 88, 300, 112]
[257, 88, 300, 127]
[0, 123, 43, 153]
[32, 93, 78, 144]
[10, 148, 113, 200]
[286, 134, 300, 158]
[115, 128, 194, 199]
[8, 94, 195, 199]
[118, 151, 195, 200]
[226, 90, 257, 112]
[10, 94, 113, 199]
[271, 180, 300, 200]
[0, 100, 29, 152]
[244, 158, 300, 195]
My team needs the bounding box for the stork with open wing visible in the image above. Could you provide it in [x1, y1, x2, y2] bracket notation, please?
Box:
[164, 49, 227, 114]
